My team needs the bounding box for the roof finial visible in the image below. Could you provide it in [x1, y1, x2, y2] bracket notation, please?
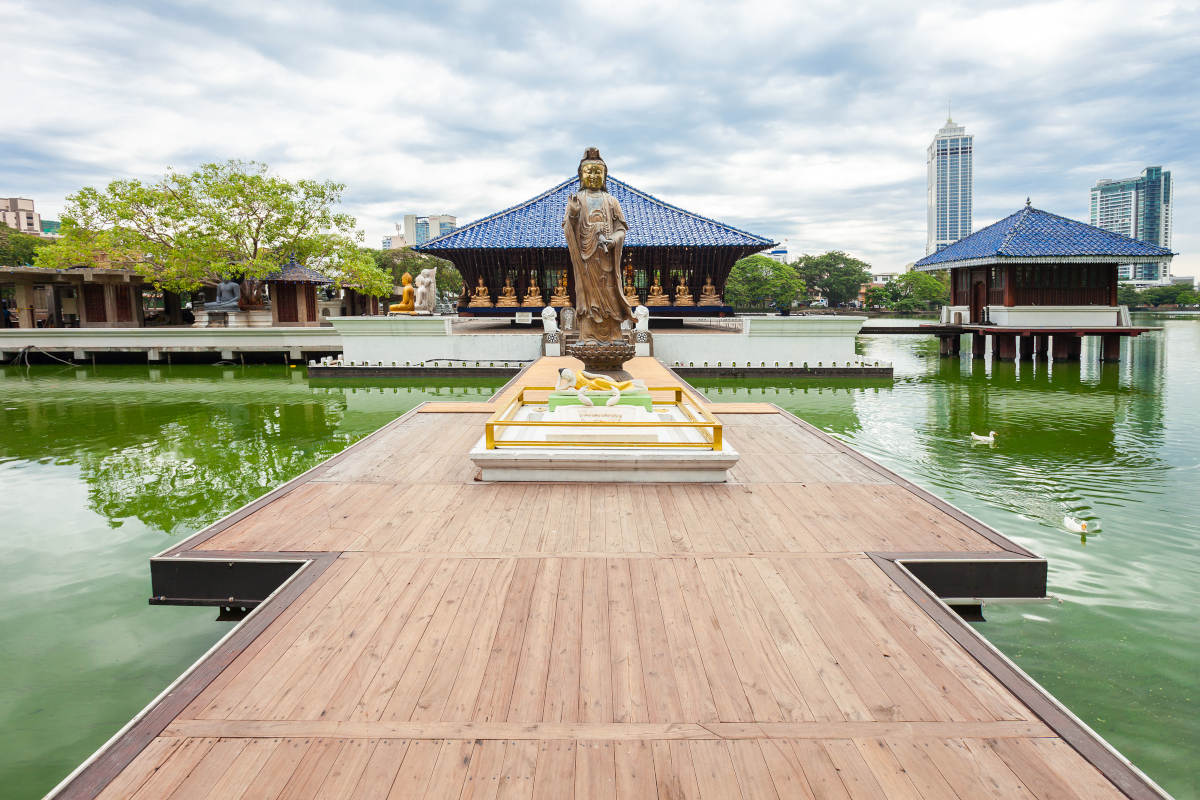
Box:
[1025, 197, 1031, 208]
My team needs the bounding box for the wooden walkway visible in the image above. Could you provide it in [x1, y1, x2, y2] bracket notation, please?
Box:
[52, 357, 1164, 799]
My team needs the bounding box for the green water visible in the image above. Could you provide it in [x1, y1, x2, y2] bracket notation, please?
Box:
[0, 366, 504, 799]
[692, 315, 1199, 799]
[2, 322, 1198, 799]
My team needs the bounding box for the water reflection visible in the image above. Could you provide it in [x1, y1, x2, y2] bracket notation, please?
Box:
[0, 366, 502, 535]
[0, 364, 505, 799]
[693, 318, 1199, 799]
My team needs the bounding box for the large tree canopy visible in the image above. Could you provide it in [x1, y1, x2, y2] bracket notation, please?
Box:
[35, 160, 390, 295]
[793, 250, 872, 306]
[724, 254, 805, 311]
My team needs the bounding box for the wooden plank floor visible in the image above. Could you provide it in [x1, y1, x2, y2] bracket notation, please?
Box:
[69, 357, 1147, 798]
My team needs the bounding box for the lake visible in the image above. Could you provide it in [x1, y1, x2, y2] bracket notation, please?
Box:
[690, 314, 1199, 799]
[2, 316, 1197, 798]
[0, 367, 506, 799]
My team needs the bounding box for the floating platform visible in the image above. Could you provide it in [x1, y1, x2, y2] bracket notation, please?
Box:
[49, 356, 1167, 798]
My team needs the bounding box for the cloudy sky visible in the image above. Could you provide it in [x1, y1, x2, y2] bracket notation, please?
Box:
[5, 0, 1197, 275]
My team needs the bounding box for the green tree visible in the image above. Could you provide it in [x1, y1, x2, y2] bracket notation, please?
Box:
[1116, 284, 1143, 307]
[0, 223, 49, 266]
[1141, 284, 1189, 307]
[793, 251, 871, 307]
[889, 270, 950, 310]
[35, 159, 390, 295]
[862, 285, 890, 309]
[368, 247, 463, 298]
[724, 254, 805, 311]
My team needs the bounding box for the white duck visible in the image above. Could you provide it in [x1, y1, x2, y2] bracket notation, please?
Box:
[970, 430, 997, 444]
[1063, 516, 1089, 534]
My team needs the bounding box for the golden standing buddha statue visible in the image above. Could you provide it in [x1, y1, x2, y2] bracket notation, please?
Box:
[550, 274, 572, 307]
[468, 276, 493, 308]
[673, 276, 694, 306]
[496, 277, 519, 307]
[645, 275, 669, 306]
[698, 275, 722, 306]
[389, 272, 416, 313]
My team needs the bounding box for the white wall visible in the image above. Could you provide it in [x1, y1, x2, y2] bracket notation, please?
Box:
[652, 315, 866, 367]
[331, 317, 541, 364]
[983, 306, 1123, 327]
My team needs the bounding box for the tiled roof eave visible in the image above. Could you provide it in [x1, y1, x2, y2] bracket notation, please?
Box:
[914, 253, 1175, 272]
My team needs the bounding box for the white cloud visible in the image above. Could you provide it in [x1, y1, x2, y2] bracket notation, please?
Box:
[3, 0, 1196, 275]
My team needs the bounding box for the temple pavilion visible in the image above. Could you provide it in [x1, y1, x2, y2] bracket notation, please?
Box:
[915, 202, 1174, 361]
[415, 175, 774, 315]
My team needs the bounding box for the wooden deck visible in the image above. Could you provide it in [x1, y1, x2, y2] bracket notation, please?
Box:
[52, 357, 1165, 798]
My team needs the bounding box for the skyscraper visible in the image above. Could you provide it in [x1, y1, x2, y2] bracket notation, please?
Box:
[926, 117, 974, 254]
[1089, 167, 1173, 285]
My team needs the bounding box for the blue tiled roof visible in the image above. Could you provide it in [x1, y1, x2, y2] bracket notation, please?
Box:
[416, 176, 775, 251]
[265, 259, 332, 284]
[915, 205, 1175, 269]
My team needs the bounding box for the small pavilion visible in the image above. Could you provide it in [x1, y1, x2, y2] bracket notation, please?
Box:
[415, 176, 774, 316]
[915, 202, 1173, 361]
[0, 265, 146, 328]
[264, 261, 332, 326]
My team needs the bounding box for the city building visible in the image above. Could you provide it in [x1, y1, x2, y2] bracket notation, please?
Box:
[1, 197, 42, 235]
[763, 243, 788, 263]
[1089, 166, 1173, 286]
[926, 117, 974, 254]
[399, 214, 456, 247]
[382, 224, 408, 250]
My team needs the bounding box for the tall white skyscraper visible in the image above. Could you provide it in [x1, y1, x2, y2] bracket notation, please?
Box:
[1089, 167, 1173, 286]
[926, 117, 973, 254]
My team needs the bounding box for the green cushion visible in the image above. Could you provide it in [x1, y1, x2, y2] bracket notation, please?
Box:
[547, 390, 653, 411]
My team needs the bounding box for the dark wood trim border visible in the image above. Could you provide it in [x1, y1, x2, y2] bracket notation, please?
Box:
[871, 553, 1171, 800]
[47, 552, 339, 800]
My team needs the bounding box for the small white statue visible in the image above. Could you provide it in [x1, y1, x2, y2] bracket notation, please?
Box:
[414, 268, 437, 314]
[541, 306, 558, 333]
[634, 305, 649, 331]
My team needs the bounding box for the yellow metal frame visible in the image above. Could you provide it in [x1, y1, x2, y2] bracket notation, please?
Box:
[484, 386, 723, 450]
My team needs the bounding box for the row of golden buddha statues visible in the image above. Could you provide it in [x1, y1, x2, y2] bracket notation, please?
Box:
[465, 273, 723, 308]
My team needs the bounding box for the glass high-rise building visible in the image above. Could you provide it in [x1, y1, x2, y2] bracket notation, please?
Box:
[926, 117, 973, 255]
[1089, 167, 1173, 285]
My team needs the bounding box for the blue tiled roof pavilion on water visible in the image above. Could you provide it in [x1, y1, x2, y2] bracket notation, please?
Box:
[415, 176, 774, 251]
[914, 204, 1174, 271]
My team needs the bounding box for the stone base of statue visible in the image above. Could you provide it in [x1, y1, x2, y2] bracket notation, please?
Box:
[645, 295, 669, 306]
[698, 297, 722, 306]
[565, 340, 635, 380]
[496, 297, 519, 307]
[468, 297, 493, 308]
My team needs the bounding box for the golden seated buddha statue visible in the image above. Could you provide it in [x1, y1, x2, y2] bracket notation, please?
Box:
[698, 276, 722, 306]
[389, 272, 416, 313]
[549, 276, 572, 307]
[496, 277, 519, 307]
[644, 276, 669, 306]
[673, 277, 694, 306]
[624, 278, 639, 307]
[521, 282, 544, 307]
[468, 276, 493, 308]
